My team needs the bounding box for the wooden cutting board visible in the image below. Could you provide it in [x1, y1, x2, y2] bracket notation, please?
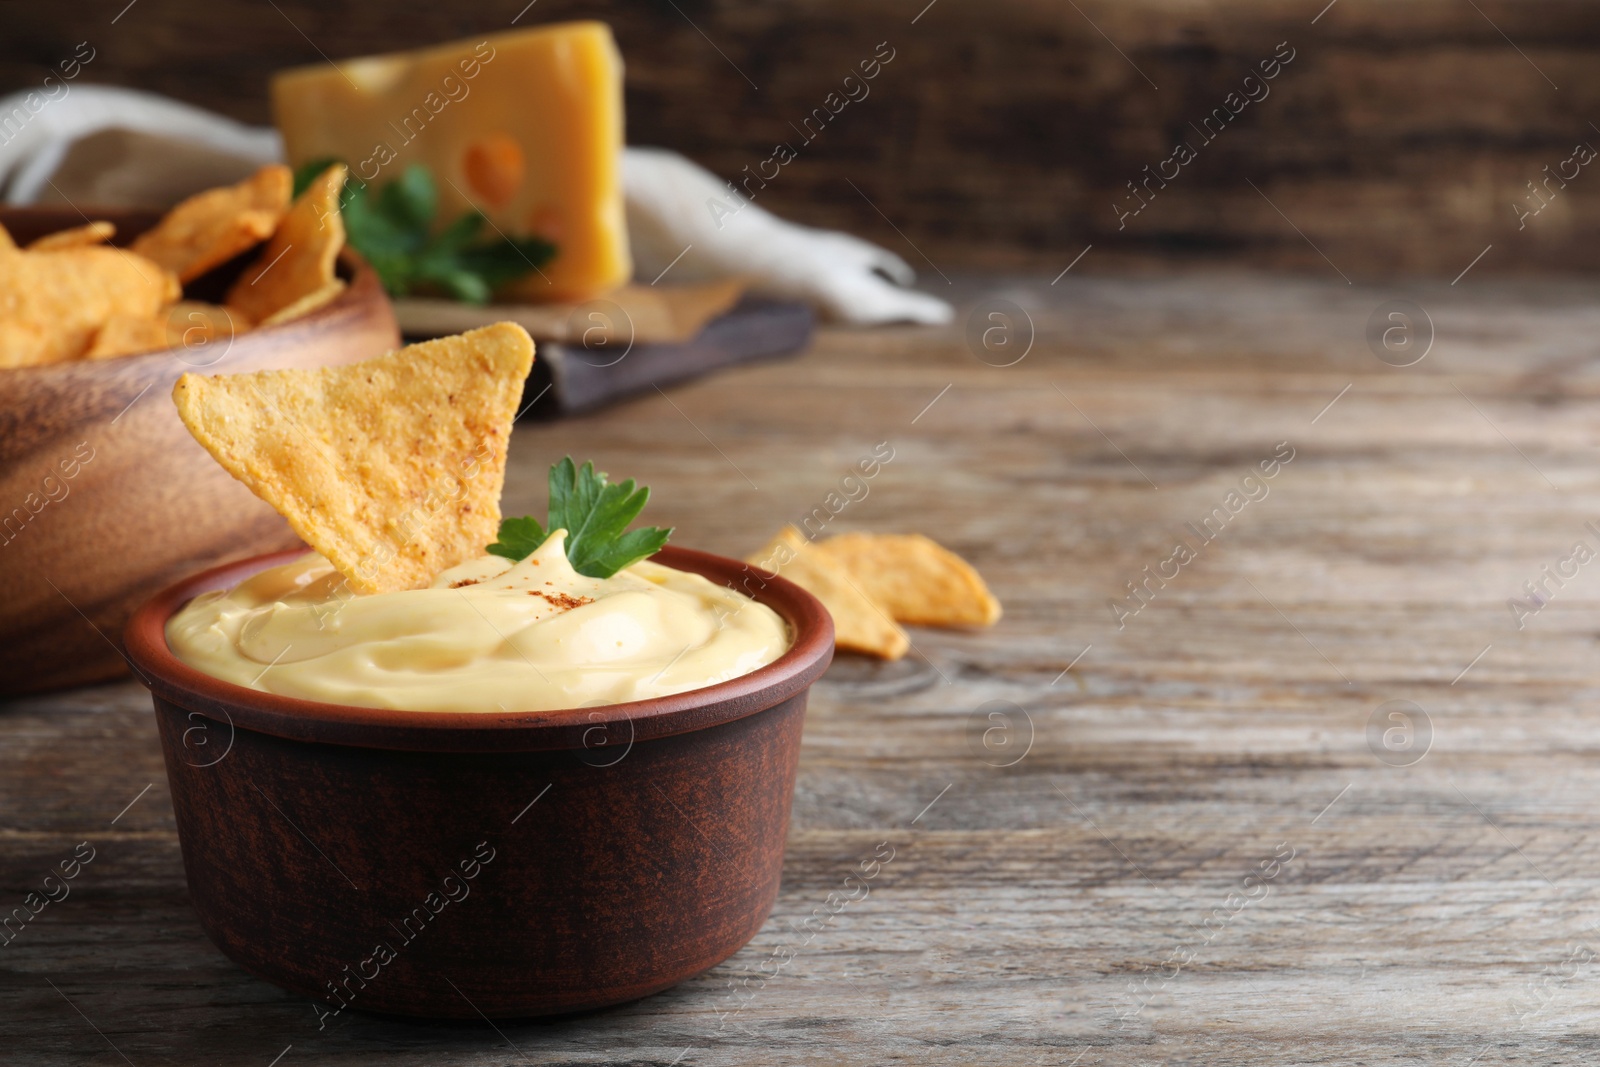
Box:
[408, 296, 815, 419]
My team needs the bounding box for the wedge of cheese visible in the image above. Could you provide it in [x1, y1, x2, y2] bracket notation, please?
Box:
[272, 22, 631, 302]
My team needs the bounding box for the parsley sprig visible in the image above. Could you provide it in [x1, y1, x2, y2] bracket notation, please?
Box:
[293, 160, 554, 304]
[488, 458, 672, 578]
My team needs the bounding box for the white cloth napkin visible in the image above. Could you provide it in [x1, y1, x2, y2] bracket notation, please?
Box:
[0, 85, 950, 326]
[624, 147, 951, 326]
[0, 86, 282, 204]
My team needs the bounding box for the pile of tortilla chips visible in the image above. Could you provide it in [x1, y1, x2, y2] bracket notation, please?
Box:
[747, 527, 1001, 659]
[0, 163, 350, 369]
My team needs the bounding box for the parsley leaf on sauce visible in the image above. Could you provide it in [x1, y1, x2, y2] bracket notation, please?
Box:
[487, 458, 672, 579]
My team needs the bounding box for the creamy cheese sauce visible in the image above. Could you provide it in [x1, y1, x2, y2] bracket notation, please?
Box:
[166, 531, 789, 712]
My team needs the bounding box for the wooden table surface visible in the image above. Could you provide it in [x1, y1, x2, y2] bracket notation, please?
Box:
[7, 271, 1600, 1065]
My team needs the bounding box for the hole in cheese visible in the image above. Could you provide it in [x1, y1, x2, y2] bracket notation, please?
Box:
[342, 57, 410, 96]
[463, 133, 526, 208]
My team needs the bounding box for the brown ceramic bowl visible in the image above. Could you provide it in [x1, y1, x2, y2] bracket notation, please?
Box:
[124, 545, 833, 1020]
[0, 206, 399, 696]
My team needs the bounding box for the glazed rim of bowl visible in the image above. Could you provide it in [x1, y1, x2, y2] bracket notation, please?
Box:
[124, 545, 835, 754]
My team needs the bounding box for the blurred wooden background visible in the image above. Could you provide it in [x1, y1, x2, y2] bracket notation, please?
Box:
[2, 0, 1597, 278]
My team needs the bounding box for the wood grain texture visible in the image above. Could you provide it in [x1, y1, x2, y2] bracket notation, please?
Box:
[4, 1, 1599, 274]
[0, 210, 401, 695]
[6, 273, 1600, 1062]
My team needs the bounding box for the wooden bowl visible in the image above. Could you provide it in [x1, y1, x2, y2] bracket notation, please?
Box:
[123, 545, 833, 1020]
[0, 207, 399, 696]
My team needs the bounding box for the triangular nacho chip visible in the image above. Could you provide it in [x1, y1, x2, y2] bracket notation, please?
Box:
[0, 222, 15, 252]
[224, 163, 344, 323]
[172, 321, 535, 593]
[131, 164, 291, 282]
[747, 525, 909, 660]
[27, 220, 115, 252]
[814, 532, 1001, 627]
